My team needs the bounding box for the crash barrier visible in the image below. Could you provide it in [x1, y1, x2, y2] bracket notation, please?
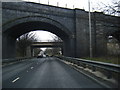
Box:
[57, 56, 120, 80]
[2, 57, 33, 65]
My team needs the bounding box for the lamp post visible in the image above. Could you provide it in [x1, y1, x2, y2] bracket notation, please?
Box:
[65, 4, 67, 8]
[48, 0, 49, 5]
[57, 2, 59, 7]
[88, 0, 92, 58]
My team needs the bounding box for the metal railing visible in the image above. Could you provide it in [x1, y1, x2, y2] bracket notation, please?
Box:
[2, 57, 33, 65]
[57, 56, 120, 79]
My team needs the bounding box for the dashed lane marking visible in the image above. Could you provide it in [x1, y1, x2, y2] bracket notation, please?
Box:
[12, 77, 20, 83]
[31, 67, 34, 69]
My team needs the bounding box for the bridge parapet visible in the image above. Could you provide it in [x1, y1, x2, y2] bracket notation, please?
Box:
[31, 42, 63, 47]
[2, 57, 33, 65]
[2, 2, 74, 19]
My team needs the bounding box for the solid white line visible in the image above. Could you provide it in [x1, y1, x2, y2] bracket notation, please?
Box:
[12, 77, 20, 83]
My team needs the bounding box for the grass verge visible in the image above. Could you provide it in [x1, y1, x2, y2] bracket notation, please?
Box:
[82, 56, 120, 64]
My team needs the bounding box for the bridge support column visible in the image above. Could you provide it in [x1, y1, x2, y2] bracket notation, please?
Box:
[2, 35, 16, 59]
[74, 10, 107, 58]
[31, 47, 34, 57]
[75, 9, 90, 58]
[93, 12, 107, 57]
[63, 37, 76, 57]
[26, 46, 31, 57]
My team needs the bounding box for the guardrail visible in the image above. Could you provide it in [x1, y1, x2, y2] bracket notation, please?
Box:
[2, 57, 33, 65]
[57, 56, 120, 79]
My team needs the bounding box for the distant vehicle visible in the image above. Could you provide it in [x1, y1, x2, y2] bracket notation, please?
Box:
[43, 54, 46, 58]
[37, 51, 47, 58]
[37, 55, 43, 58]
[46, 55, 49, 57]
[51, 55, 54, 57]
[37, 51, 44, 58]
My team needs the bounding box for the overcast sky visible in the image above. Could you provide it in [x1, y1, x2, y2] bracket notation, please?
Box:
[30, 31, 58, 42]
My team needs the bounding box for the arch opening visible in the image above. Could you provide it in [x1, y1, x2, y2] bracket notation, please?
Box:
[105, 30, 120, 64]
[16, 31, 63, 57]
[3, 20, 75, 59]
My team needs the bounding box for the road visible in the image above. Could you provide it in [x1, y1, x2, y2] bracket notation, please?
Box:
[3, 57, 106, 88]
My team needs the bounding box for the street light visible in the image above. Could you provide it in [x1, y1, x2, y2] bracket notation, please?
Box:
[65, 4, 67, 8]
[48, 0, 49, 5]
[88, 0, 92, 58]
[39, 0, 40, 3]
[73, 5, 74, 9]
[57, 2, 59, 7]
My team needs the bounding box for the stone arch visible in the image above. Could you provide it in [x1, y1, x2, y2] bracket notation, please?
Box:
[3, 16, 73, 38]
[105, 29, 120, 42]
[2, 16, 75, 59]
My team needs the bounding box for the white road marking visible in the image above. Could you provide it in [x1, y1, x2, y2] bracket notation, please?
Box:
[12, 77, 20, 83]
[31, 67, 34, 69]
[27, 70, 29, 72]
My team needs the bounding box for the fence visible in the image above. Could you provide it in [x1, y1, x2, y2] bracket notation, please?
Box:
[57, 56, 120, 79]
[2, 57, 33, 65]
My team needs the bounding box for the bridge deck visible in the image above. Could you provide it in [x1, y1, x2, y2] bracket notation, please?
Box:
[31, 42, 63, 47]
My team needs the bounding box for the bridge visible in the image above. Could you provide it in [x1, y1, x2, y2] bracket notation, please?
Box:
[30, 42, 63, 56]
[31, 42, 63, 48]
[1, 2, 120, 89]
[2, 2, 120, 59]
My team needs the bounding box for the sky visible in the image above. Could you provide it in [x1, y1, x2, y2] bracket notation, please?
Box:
[29, 31, 58, 42]
[28, 31, 58, 51]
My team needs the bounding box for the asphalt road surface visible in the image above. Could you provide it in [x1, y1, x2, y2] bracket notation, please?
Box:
[3, 57, 106, 88]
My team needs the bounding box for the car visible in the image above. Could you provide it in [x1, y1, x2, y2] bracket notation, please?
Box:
[43, 55, 46, 58]
[37, 55, 43, 58]
[46, 55, 49, 57]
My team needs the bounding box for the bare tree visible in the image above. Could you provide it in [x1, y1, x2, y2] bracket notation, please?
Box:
[92, 1, 120, 16]
[44, 48, 61, 56]
[34, 48, 42, 57]
[49, 34, 62, 42]
[45, 35, 62, 56]
[16, 32, 37, 57]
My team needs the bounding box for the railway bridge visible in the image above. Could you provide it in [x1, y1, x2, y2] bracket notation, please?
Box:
[2, 2, 120, 59]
